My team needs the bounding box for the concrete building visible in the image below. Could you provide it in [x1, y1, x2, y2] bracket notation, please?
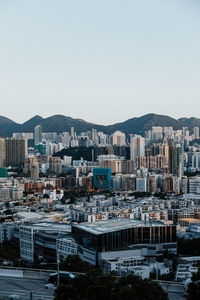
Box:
[176, 264, 198, 282]
[49, 157, 62, 174]
[56, 237, 78, 259]
[130, 135, 145, 162]
[5, 138, 27, 167]
[71, 127, 74, 137]
[19, 223, 71, 263]
[103, 256, 145, 274]
[112, 131, 126, 146]
[34, 125, 42, 146]
[188, 177, 200, 194]
[193, 127, 199, 140]
[0, 224, 14, 243]
[192, 152, 200, 171]
[0, 138, 6, 168]
[152, 127, 163, 141]
[168, 144, 184, 177]
[136, 177, 147, 192]
[30, 164, 39, 181]
[72, 218, 177, 266]
[24, 157, 39, 174]
[99, 155, 125, 174]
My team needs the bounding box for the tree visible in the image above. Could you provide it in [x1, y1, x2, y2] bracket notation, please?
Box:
[55, 284, 78, 300]
[0, 241, 20, 266]
[60, 255, 96, 273]
[68, 193, 76, 204]
[54, 272, 168, 300]
[187, 269, 200, 300]
[60, 197, 66, 205]
[5, 201, 10, 208]
[178, 238, 200, 256]
[113, 274, 168, 300]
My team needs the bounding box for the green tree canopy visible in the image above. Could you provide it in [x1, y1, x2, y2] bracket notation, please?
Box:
[187, 269, 200, 300]
[60, 254, 96, 273]
[55, 272, 168, 300]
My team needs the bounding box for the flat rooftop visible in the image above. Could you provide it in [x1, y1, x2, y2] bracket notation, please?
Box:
[20, 222, 71, 233]
[73, 218, 169, 235]
[179, 218, 200, 224]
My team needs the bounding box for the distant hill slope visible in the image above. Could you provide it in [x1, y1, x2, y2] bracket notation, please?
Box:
[0, 115, 20, 136]
[0, 113, 200, 136]
[107, 114, 180, 135]
[38, 115, 106, 133]
[178, 117, 200, 128]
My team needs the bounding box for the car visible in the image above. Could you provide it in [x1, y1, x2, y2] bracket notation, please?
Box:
[48, 272, 75, 285]
[2, 260, 13, 266]
[44, 283, 56, 289]
[40, 262, 48, 266]
[8, 294, 20, 300]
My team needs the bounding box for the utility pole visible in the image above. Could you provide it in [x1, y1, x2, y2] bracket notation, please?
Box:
[156, 262, 158, 281]
[30, 292, 32, 300]
[57, 254, 60, 287]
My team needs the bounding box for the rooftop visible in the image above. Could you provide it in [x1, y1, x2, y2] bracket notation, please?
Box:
[20, 222, 71, 233]
[179, 218, 200, 223]
[73, 218, 169, 235]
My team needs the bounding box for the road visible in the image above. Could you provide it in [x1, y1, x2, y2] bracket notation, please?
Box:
[0, 276, 54, 300]
[0, 273, 186, 300]
[158, 280, 186, 300]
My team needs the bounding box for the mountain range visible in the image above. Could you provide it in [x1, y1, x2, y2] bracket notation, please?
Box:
[0, 113, 200, 137]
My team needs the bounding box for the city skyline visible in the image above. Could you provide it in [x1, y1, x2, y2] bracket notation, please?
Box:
[0, 0, 200, 124]
[1, 1, 200, 297]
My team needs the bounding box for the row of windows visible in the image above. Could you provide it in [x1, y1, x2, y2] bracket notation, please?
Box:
[72, 225, 176, 252]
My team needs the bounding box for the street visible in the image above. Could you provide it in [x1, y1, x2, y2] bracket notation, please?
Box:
[0, 276, 54, 300]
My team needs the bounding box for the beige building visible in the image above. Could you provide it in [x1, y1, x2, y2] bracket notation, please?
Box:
[0, 138, 6, 168]
[160, 143, 169, 163]
[193, 127, 199, 140]
[24, 157, 38, 174]
[130, 135, 145, 161]
[30, 164, 39, 181]
[112, 131, 126, 146]
[98, 155, 125, 174]
[24, 156, 39, 181]
[49, 157, 62, 174]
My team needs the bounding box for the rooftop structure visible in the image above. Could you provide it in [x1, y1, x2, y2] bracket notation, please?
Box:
[73, 218, 172, 235]
[72, 218, 177, 266]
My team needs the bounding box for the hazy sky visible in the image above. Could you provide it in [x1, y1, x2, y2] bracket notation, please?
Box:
[0, 0, 200, 125]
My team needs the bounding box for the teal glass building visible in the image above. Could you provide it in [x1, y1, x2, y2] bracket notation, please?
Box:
[93, 168, 112, 190]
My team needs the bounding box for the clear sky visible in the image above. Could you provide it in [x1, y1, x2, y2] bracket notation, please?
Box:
[0, 0, 200, 125]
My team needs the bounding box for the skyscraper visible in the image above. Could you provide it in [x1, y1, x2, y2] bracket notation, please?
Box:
[130, 135, 145, 161]
[193, 127, 199, 140]
[30, 163, 39, 181]
[92, 128, 98, 145]
[168, 142, 184, 177]
[5, 138, 27, 167]
[112, 131, 126, 146]
[0, 138, 6, 168]
[49, 157, 62, 174]
[34, 125, 42, 146]
[71, 127, 74, 137]
[152, 126, 163, 141]
[160, 143, 169, 163]
[24, 156, 39, 174]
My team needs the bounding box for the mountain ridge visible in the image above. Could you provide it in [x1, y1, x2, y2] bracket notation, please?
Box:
[0, 113, 200, 137]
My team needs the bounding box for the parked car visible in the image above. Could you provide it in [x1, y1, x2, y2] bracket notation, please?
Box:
[8, 294, 20, 300]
